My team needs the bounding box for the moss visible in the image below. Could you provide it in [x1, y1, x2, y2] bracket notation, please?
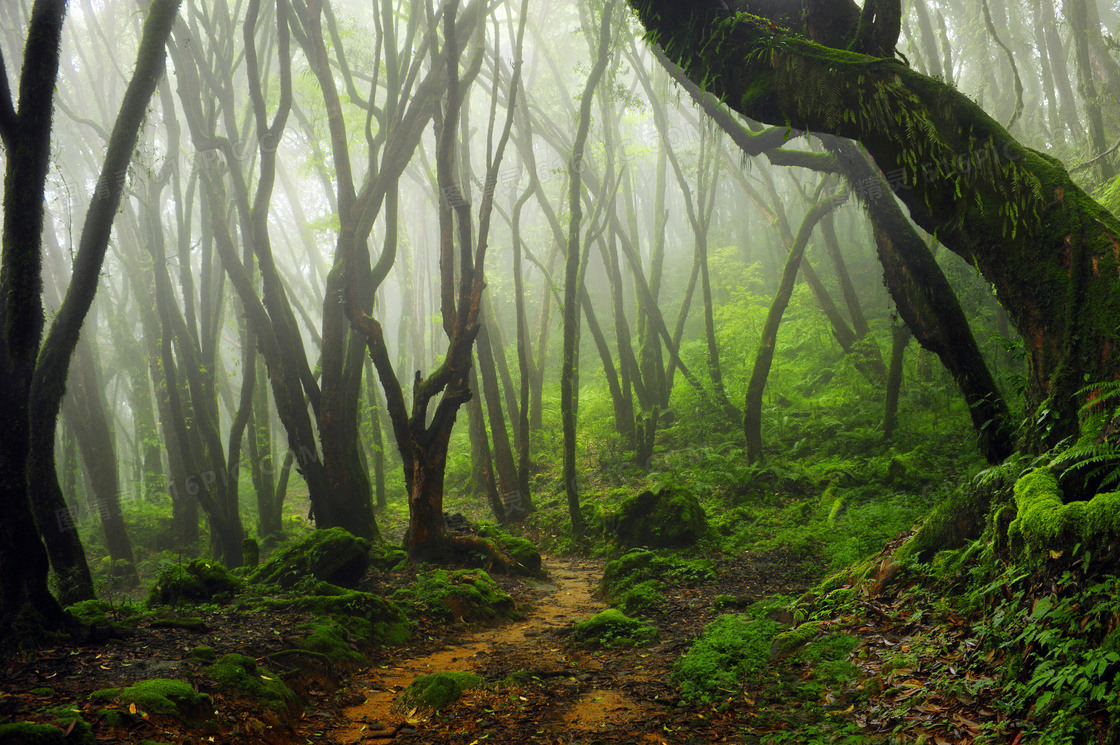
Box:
[261, 582, 411, 645]
[392, 569, 520, 623]
[89, 679, 211, 719]
[250, 528, 371, 588]
[476, 525, 543, 576]
[202, 654, 298, 711]
[368, 545, 409, 572]
[0, 720, 93, 745]
[28, 687, 54, 696]
[65, 599, 113, 627]
[96, 707, 131, 728]
[242, 538, 260, 569]
[614, 580, 665, 617]
[1009, 467, 1120, 556]
[607, 488, 709, 549]
[769, 621, 822, 660]
[293, 618, 367, 665]
[569, 609, 658, 648]
[600, 550, 716, 602]
[673, 613, 784, 702]
[147, 559, 241, 606]
[187, 645, 216, 663]
[391, 672, 484, 712]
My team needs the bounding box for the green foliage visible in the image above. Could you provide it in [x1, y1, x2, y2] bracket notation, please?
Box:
[568, 609, 658, 648]
[249, 527, 371, 588]
[391, 569, 519, 623]
[614, 579, 665, 617]
[391, 672, 484, 712]
[147, 559, 241, 606]
[89, 679, 211, 718]
[599, 549, 716, 602]
[293, 617, 368, 665]
[673, 612, 784, 702]
[202, 654, 298, 711]
[0, 704, 94, 745]
[258, 580, 410, 645]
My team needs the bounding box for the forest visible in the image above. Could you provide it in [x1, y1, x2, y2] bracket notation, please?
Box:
[2, 0, 1120, 742]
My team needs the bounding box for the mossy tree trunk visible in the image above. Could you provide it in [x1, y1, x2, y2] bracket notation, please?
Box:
[630, 0, 1116, 449]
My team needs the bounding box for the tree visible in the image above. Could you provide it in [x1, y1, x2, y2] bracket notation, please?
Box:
[627, 0, 1120, 450]
[0, 0, 180, 647]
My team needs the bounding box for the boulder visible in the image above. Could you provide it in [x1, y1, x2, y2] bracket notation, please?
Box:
[609, 488, 708, 549]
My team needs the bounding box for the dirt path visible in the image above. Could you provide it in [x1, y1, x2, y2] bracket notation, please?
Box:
[324, 555, 675, 744]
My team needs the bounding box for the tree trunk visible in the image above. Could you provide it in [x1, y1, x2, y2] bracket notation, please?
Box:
[746, 184, 840, 463]
[884, 323, 912, 441]
[633, 0, 1117, 448]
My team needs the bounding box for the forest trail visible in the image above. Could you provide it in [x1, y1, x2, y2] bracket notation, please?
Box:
[324, 555, 674, 744]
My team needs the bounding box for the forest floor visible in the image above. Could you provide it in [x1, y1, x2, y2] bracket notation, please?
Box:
[301, 550, 813, 745]
[0, 541, 1024, 744]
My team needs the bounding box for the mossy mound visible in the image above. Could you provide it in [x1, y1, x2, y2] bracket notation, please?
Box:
[0, 705, 95, 745]
[187, 645, 216, 663]
[599, 550, 716, 602]
[202, 654, 298, 711]
[568, 609, 657, 647]
[1008, 467, 1120, 557]
[261, 581, 411, 645]
[250, 527, 372, 588]
[607, 488, 708, 549]
[90, 679, 211, 719]
[391, 672, 484, 712]
[147, 559, 241, 606]
[368, 544, 409, 572]
[614, 580, 666, 617]
[392, 569, 520, 623]
[475, 525, 543, 576]
[769, 621, 822, 660]
[293, 617, 368, 665]
[673, 613, 784, 702]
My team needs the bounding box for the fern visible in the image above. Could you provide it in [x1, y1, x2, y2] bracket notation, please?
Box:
[1050, 382, 1120, 493]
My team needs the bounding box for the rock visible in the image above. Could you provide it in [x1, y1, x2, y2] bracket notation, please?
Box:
[609, 488, 708, 549]
[250, 527, 371, 588]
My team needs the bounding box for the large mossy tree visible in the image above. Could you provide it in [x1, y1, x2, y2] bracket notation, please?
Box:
[627, 0, 1120, 453]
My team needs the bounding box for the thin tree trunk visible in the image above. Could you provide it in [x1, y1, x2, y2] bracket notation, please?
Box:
[884, 323, 911, 441]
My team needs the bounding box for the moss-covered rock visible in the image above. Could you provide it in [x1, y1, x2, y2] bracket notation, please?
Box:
[260, 581, 411, 645]
[368, 544, 409, 572]
[250, 528, 372, 588]
[769, 621, 822, 660]
[147, 559, 241, 606]
[90, 679, 211, 719]
[608, 489, 708, 549]
[0, 705, 95, 745]
[599, 550, 716, 601]
[569, 609, 658, 647]
[1008, 467, 1120, 556]
[187, 645, 216, 663]
[614, 580, 665, 617]
[202, 654, 298, 711]
[392, 569, 520, 623]
[293, 618, 369, 665]
[476, 525, 543, 576]
[391, 672, 484, 712]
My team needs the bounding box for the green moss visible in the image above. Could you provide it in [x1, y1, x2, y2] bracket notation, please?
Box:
[600, 550, 716, 602]
[202, 654, 298, 711]
[673, 613, 784, 702]
[391, 672, 484, 712]
[96, 707, 131, 728]
[607, 489, 709, 549]
[0, 720, 93, 745]
[187, 645, 216, 663]
[614, 580, 665, 617]
[769, 621, 822, 660]
[476, 525, 543, 576]
[250, 528, 371, 588]
[147, 559, 241, 606]
[242, 538, 260, 568]
[569, 609, 657, 648]
[260, 581, 411, 645]
[392, 569, 520, 623]
[148, 616, 206, 630]
[28, 687, 54, 696]
[293, 618, 367, 665]
[89, 679, 211, 719]
[1009, 467, 1120, 555]
[368, 545, 409, 572]
[65, 599, 113, 627]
